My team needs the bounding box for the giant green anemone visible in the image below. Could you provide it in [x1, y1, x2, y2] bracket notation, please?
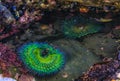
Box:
[17, 42, 65, 76]
[62, 15, 103, 38]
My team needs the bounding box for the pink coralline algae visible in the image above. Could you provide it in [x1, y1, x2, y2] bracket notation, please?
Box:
[0, 43, 29, 76]
[0, 43, 22, 72]
[0, 5, 42, 40]
[18, 74, 35, 81]
[0, 26, 19, 41]
[0, 43, 17, 66]
[75, 58, 120, 81]
[0, 2, 42, 40]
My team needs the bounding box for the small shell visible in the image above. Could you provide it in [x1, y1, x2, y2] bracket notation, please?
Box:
[0, 74, 16, 81]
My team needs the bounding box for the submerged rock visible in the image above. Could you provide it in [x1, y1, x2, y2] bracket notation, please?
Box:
[35, 39, 101, 81]
[0, 3, 15, 24]
[112, 28, 120, 39]
[83, 34, 119, 58]
[75, 50, 120, 81]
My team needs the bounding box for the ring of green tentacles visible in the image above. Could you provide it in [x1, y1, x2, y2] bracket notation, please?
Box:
[62, 15, 103, 38]
[17, 42, 65, 76]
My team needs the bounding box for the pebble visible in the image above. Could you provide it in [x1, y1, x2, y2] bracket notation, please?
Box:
[62, 72, 68, 78]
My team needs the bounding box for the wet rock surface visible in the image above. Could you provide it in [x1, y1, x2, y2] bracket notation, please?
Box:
[35, 39, 101, 81]
[82, 34, 119, 58]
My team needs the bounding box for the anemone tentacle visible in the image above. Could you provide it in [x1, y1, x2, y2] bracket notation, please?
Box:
[62, 15, 103, 38]
[17, 42, 65, 76]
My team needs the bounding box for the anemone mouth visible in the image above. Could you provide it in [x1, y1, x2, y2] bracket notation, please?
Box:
[33, 48, 49, 58]
[17, 42, 65, 76]
[71, 24, 86, 33]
